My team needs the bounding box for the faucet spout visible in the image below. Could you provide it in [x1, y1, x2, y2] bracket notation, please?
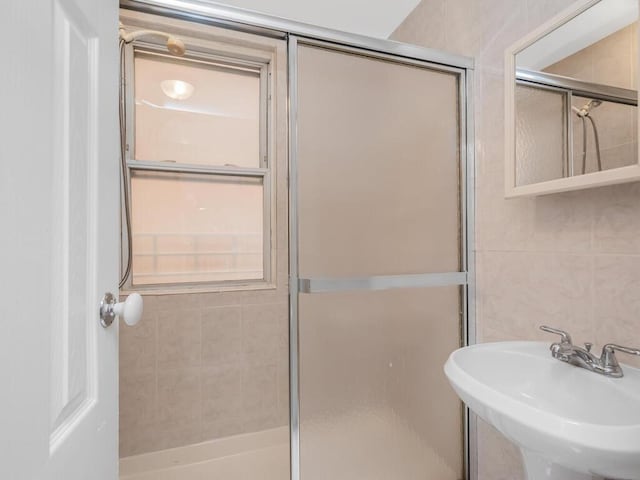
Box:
[540, 325, 639, 378]
[562, 345, 599, 370]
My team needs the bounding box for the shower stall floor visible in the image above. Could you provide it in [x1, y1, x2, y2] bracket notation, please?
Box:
[119, 427, 289, 480]
[121, 409, 458, 480]
[300, 408, 459, 480]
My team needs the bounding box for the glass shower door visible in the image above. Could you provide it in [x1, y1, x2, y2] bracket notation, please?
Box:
[291, 41, 467, 480]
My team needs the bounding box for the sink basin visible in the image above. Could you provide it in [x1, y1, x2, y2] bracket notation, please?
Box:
[445, 341, 640, 480]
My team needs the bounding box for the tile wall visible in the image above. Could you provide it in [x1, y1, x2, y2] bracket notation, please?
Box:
[119, 291, 289, 457]
[392, 2, 640, 478]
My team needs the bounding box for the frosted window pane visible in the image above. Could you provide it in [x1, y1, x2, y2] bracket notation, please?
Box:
[134, 53, 261, 168]
[515, 84, 567, 185]
[130, 171, 263, 285]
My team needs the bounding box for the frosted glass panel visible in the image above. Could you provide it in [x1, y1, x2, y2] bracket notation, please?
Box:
[297, 45, 461, 277]
[130, 171, 263, 285]
[515, 84, 567, 185]
[299, 287, 463, 480]
[296, 44, 463, 480]
[134, 52, 261, 168]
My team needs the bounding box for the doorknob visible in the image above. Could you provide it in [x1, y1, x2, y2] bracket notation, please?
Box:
[100, 292, 143, 328]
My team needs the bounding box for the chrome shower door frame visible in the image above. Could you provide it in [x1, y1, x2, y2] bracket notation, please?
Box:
[288, 36, 476, 480]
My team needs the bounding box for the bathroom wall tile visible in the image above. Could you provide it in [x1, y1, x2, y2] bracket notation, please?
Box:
[591, 26, 633, 90]
[242, 303, 286, 366]
[478, 324, 510, 344]
[242, 414, 280, 435]
[476, 71, 506, 177]
[119, 370, 157, 430]
[590, 102, 635, 151]
[477, 0, 528, 70]
[480, 251, 594, 343]
[143, 293, 200, 315]
[477, 419, 525, 480]
[157, 367, 202, 427]
[242, 363, 279, 431]
[120, 424, 162, 457]
[390, 0, 447, 50]
[201, 416, 244, 441]
[152, 422, 204, 452]
[157, 310, 201, 368]
[600, 142, 637, 171]
[593, 255, 640, 368]
[201, 306, 242, 366]
[197, 290, 245, 309]
[545, 48, 593, 82]
[201, 363, 243, 423]
[136, 295, 160, 316]
[276, 344, 290, 425]
[525, 0, 579, 31]
[592, 181, 640, 254]
[527, 190, 593, 253]
[119, 311, 156, 372]
[122, 421, 205, 457]
[476, 172, 533, 252]
[477, 172, 594, 254]
[123, 288, 289, 457]
[444, 0, 483, 57]
[241, 288, 282, 305]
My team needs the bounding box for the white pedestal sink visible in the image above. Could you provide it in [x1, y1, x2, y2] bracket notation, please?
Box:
[445, 342, 640, 480]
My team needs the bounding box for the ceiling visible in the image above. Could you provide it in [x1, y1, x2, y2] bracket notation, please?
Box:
[208, 0, 422, 38]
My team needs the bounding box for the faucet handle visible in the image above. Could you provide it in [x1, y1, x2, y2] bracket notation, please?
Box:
[540, 325, 573, 344]
[601, 344, 640, 370]
[584, 342, 593, 352]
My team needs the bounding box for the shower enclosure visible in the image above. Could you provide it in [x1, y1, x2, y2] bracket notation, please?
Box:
[117, 3, 474, 480]
[291, 39, 471, 480]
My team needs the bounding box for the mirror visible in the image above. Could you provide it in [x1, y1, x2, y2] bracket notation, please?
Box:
[505, 0, 640, 197]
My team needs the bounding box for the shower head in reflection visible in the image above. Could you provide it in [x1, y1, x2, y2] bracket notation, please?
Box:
[572, 99, 602, 118]
[119, 24, 186, 56]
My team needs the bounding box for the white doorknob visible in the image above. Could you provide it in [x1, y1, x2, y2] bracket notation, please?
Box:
[100, 292, 143, 328]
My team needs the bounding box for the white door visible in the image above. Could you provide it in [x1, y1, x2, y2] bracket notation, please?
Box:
[1, 0, 120, 479]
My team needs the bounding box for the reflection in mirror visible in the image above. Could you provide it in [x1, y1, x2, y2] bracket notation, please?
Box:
[514, 0, 638, 187]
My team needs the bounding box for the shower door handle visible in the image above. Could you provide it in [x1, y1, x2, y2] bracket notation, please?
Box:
[99, 292, 143, 328]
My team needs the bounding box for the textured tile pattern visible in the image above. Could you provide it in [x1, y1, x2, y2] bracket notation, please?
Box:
[119, 296, 290, 457]
[393, 2, 640, 479]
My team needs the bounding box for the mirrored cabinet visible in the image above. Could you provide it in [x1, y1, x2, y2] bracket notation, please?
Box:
[505, 0, 640, 197]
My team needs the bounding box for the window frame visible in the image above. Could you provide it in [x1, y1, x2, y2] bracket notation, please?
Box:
[120, 40, 276, 294]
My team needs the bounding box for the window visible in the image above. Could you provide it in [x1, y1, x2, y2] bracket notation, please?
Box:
[124, 47, 273, 289]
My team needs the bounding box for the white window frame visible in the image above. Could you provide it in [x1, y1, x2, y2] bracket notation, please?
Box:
[120, 40, 276, 294]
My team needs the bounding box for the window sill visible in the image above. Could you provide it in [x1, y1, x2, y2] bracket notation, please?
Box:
[120, 280, 279, 296]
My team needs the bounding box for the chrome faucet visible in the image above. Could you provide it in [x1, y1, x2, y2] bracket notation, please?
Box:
[540, 325, 640, 378]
